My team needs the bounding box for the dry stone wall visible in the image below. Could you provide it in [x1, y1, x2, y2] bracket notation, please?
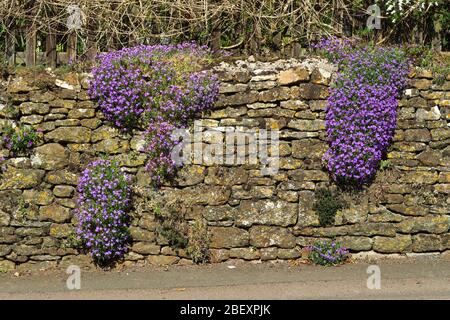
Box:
[0, 58, 450, 271]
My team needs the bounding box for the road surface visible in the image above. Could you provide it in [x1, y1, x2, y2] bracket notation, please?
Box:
[0, 256, 449, 299]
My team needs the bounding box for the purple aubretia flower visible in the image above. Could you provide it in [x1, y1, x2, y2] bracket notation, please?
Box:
[315, 37, 411, 186]
[89, 42, 219, 186]
[75, 159, 132, 265]
[307, 240, 349, 266]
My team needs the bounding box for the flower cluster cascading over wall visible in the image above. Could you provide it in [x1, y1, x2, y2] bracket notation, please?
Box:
[89, 42, 220, 185]
[83, 43, 219, 264]
[314, 37, 411, 186]
[76, 159, 132, 265]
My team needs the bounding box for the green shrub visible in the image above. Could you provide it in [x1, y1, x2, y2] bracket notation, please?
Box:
[157, 226, 188, 249]
[404, 45, 450, 85]
[313, 188, 345, 227]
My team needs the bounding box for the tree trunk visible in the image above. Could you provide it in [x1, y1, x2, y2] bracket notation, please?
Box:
[45, 32, 57, 68]
[67, 32, 77, 64]
[5, 30, 15, 66]
[25, 23, 36, 67]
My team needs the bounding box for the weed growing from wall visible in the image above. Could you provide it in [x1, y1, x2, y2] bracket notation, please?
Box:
[154, 200, 189, 249]
[313, 187, 345, 227]
[187, 218, 211, 264]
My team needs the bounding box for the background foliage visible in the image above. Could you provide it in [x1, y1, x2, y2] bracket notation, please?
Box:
[0, 0, 449, 59]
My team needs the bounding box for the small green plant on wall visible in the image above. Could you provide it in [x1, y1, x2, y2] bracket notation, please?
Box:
[404, 45, 450, 85]
[1, 123, 41, 155]
[153, 200, 212, 263]
[187, 218, 211, 264]
[313, 188, 346, 227]
[154, 200, 189, 249]
[379, 159, 392, 171]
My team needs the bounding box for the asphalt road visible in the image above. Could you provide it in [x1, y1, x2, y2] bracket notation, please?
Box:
[0, 257, 449, 299]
